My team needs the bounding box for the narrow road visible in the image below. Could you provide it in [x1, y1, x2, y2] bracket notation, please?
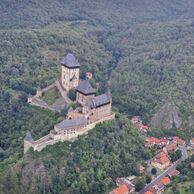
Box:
[138, 160, 181, 194]
[139, 146, 189, 194]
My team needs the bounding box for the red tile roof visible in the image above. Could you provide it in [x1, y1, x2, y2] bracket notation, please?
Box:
[145, 137, 160, 144]
[144, 191, 154, 194]
[166, 142, 177, 153]
[168, 169, 180, 177]
[173, 136, 185, 145]
[161, 177, 171, 185]
[112, 184, 129, 194]
[154, 151, 170, 165]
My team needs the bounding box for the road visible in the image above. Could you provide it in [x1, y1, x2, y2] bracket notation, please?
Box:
[138, 146, 189, 194]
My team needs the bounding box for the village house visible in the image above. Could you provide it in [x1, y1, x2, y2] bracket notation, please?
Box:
[168, 169, 180, 178]
[85, 71, 93, 79]
[145, 137, 160, 148]
[24, 53, 115, 153]
[173, 136, 186, 146]
[160, 176, 171, 186]
[144, 191, 154, 194]
[148, 181, 164, 194]
[159, 138, 169, 147]
[115, 177, 135, 193]
[109, 184, 129, 194]
[151, 151, 170, 170]
[164, 142, 178, 153]
[152, 182, 164, 194]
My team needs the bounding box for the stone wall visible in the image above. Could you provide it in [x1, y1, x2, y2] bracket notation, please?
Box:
[24, 112, 115, 153]
[76, 92, 95, 105]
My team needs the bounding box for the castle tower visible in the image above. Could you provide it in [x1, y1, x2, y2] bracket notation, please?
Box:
[24, 131, 34, 154]
[61, 53, 80, 91]
[76, 80, 96, 106]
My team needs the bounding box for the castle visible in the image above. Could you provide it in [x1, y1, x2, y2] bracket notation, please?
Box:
[24, 53, 115, 153]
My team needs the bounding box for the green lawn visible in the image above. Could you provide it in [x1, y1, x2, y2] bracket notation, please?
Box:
[42, 87, 61, 105]
[165, 181, 194, 194]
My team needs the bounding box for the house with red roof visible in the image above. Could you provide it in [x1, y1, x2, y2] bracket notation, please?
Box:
[85, 71, 93, 79]
[109, 184, 129, 194]
[165, 142, 178, 153]
[159, 138, 169, 147]
[173, 136, 186, 146]
[144, 191, 154, 194]
[160, 176, 171, 186]
[148, 181, 164, 194]
[145, 137, 160, 148]
[115, 177, 135, 193]
[168, 169, 180, 178]
[151, 151, 170, 170]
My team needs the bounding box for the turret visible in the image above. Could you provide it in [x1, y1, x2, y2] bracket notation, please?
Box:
[24, 131, 34, 154]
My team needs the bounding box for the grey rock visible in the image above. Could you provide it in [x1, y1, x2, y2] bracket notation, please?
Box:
[151, 102, 182, 129]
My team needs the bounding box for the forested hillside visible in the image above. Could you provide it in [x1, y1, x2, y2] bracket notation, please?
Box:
[1, 0, 194, 193]
[0, 116, 152, 194]
[1, 0, 194, 29]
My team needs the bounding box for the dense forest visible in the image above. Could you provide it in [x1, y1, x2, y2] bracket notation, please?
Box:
[0, 116, 152, 194]
[0, 0, 194, 193]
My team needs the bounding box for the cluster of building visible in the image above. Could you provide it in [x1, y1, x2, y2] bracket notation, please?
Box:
[145, 136, 185, 170]
[24, 53, 115, 153]
[131, 116, 150, 134]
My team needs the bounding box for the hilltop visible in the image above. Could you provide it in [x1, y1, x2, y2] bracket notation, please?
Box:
[0, 1, 194, 193]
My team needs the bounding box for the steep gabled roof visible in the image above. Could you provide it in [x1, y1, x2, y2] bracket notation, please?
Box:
[76, 80, 96, 95]
[61, 53, 80, 68]
[87, 92, 111, 108]
[56, 116, 87, 130]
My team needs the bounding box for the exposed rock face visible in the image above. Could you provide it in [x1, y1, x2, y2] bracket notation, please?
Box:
[151, 102, 182, 129]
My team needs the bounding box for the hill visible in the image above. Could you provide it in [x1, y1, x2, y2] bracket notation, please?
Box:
[1, 1, 194, 193]
[1, 0, 194, 29]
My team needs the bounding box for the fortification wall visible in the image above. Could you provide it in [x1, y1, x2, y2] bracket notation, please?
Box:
[24, 112, 115, 153]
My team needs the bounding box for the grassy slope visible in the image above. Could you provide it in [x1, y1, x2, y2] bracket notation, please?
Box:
[42, 87, 61, 105]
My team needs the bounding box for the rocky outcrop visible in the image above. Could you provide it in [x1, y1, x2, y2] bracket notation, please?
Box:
[151, 102, 182, 129]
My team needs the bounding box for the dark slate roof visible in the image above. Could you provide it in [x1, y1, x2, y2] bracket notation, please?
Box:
[56, 116, 87, 130]
[61, 53, 80, 68]
[76, 80, 96, 95]
[24, 131, 34, 141]
[87, 93, 111, 108]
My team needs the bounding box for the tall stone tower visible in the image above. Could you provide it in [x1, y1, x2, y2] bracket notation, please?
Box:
[61, 53, 80, 91]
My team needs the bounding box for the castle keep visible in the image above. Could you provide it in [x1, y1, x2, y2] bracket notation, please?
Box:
[61, 53, 80, 91]
[24, 53, 115, 153]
